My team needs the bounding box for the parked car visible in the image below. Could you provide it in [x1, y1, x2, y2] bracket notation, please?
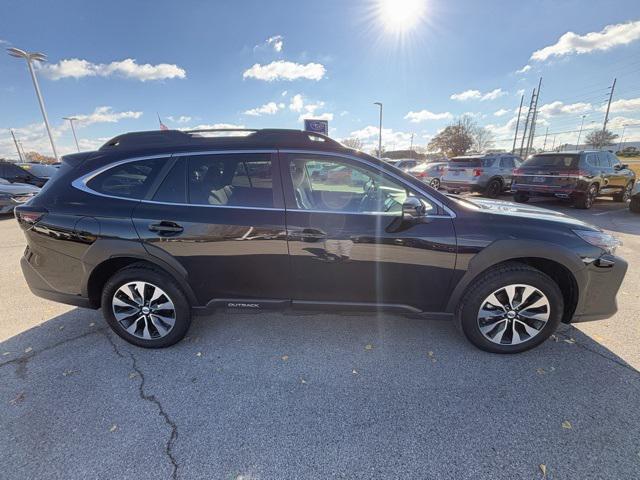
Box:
[0, 178, 40, 214]
[394, 159, 419, 172]
[15, 129, 627, 354]
[16, 162, 60, 180]
[441, 153, 521, 198]
[0, 160, 47, 187]
[630, 182, 640, 213]
[408, 162, 448, 189]
[512, 151, 636, 209]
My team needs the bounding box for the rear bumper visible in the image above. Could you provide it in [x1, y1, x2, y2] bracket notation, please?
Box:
[571, 254, 628, 323]
[20, 255, 94, 309]
[441, 181, 485, 193]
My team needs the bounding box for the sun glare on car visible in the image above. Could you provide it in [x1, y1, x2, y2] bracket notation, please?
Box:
[377, 0, 427, 33]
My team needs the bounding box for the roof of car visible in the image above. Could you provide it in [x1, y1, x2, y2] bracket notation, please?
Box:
[98, 128, 347, 154]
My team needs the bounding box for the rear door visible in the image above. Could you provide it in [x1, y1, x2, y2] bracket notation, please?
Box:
[132, 151, 291, 307]
[499, 157, 515, 187]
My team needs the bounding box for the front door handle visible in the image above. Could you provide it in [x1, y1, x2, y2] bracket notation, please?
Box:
[149, 221, 184, 234]
[289, 228, 327, 241]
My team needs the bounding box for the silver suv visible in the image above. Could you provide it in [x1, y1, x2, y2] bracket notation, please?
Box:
[441, 154, 521, 198]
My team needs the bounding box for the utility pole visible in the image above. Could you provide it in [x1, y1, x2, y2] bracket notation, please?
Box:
[10, 129, 24, 161]
[542, 127, 549, 151]
[409, 133, 414, 156]
[618, 124, 627, 151]
[374, 102, 383, 159]
[576, 115, 586, 149]
[602, 78, 616, 134]
[525, 77, 543, 157]
[512, 94, 524, 154]
[519, 88, 536, 157]
[63, 117, 80, 152]
[551, 135, 556, 151]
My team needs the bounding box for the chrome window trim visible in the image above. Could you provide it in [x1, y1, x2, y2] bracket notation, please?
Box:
[71, 148, 456, 218]
[279, 149, 457, 218]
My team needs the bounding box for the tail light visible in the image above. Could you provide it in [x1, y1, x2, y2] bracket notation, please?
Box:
[417, 172, 427, 178]
[473, 168, 483, 177]
[513, 168, 522, 175]
[15, 206, 47, 228]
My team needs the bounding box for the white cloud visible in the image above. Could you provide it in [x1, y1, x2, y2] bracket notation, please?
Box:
[349, 126, 414, 151]
[450, 88, 506, 101]
[267, 35, 284, 52]
[0, 39, 9, 45]
[494, 109, 510, 117]
[167, 115, 192, 124]
[538, 101, 592, 117]
[601, 97, 640, 113]
[303, 112, 334, 122]
[243, 61, 326, 81]
[607, 116, 640, 130]
[281, 90, 288, 97]
[289, 94, 305, 112]
[531, 20, 640, 62]
[516, 64, 531, 74]
[404, 109, 452, 123]
[182, 123, 245, 131]
[72, 106, 143, 126]
[40, 58, 186, 81]
[286, 94, 332, 121]
[243, 101, 283, 116]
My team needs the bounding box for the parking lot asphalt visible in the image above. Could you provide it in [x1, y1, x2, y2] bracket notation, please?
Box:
[1, 196, 639, 480]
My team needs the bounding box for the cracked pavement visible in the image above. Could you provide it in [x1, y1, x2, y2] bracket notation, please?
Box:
[1, 197, 639, 479]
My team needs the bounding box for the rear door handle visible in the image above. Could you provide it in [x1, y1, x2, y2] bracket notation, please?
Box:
[290, 228, 327, 241]
[149, 221, 183, 234]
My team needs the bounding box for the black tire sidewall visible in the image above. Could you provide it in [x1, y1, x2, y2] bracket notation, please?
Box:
[514, 192, 529, 203]
[459, 268, 564, 354]
[101, 267, 191, 348]
[486, 179, 502, 198]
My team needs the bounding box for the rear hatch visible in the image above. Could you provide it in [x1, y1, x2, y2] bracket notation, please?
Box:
[513, 154, 581, 190]
[442, 157, 485, 183]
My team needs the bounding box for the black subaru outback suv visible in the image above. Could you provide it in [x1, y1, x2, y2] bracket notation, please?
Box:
[15, 129, 628, 353]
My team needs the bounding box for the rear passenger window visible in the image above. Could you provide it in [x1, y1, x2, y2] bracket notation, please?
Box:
[597, 152, 611, 168]
[586, 153, 598, 167]
[187, 154, 273, 208]
[500, 158, 514, 168]
[152, 159, 186, 203]
[87, 158, 167, 199]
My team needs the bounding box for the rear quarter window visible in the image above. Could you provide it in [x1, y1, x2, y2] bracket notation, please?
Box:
[87, 158, 168, 199]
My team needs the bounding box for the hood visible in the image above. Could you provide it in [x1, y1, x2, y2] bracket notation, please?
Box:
[458, 197, 599, 230]
[0, 182, 41, 195]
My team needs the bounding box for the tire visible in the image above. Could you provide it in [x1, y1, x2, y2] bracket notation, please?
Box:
[455, 262, 564, 354]
[513, 192, 529, 203]
[430, 178, 441, 190]
[102, 265, 191, 348]
[630, 196, 640, 213]
[574, 183, 598, 209]
[613, 182, 633, 202]
[485, 178, 503, 199]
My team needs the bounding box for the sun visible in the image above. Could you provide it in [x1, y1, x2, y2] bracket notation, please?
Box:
[377, 0, 427, 33]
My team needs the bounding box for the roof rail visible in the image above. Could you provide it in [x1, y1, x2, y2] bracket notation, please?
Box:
[99, 128, 343, 151]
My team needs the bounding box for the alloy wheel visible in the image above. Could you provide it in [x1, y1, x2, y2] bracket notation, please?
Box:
[430, 178, 440, 189]
[586, 185, 597, 208]
[112, 281, 176, 340]
[477, 284, 550, 345]
[623, 183, 632, 202]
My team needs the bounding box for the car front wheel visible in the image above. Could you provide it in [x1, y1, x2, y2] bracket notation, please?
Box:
[630, 196, 640, 213]
[613, 182, 633, 202]
[102, 265, 191, 348]
[513, 192, 529, 203]
[456, 262, 563, 353]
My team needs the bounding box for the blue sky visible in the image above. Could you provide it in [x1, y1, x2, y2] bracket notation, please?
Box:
[1, 0, 640, 158]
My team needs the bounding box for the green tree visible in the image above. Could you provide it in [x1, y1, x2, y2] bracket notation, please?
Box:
[427, 117, 474, 157]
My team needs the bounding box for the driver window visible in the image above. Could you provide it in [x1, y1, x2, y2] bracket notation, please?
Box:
[287, 156, 434, 215]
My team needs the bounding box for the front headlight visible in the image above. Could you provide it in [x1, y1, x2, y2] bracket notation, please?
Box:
[573, 229, 621, 254]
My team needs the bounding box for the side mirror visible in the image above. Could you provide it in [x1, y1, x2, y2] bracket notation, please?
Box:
[619, 164, 628, 170]
[402, 197, 426, 220]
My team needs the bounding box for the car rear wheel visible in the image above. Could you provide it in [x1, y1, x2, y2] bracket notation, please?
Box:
[513, 192, 529, 203]
[613, 182, 633, 202]
[430, 178, 440, 189]
[102, 265, 191, 348]
[485, 179, 502, 199]
[574, 184, 598, 209]
[630, 196, 640, 213]
[456, 262, 563, 353]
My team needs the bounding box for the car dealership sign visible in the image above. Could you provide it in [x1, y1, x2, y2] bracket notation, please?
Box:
[304, 119, 329, 136]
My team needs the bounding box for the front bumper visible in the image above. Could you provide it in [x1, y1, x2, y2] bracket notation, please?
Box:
[571, 254, 628, 322]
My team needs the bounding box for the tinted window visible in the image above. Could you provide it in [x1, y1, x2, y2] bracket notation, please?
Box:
[187, 154, 273, 207]
[450, 157, 494, 167]
[523, 154, 580, 169]
[87, 158, 167, 199]
[287, 155, 434, 215]
[152, 159, 186, 203]
[500, 158, 514, 168]
[597, 152, 611, 168]
[608, 152, 621, 168]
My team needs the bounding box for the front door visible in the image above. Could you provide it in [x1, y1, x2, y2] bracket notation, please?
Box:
[132, 151, 290, 307]
[280, 152, 457, 313]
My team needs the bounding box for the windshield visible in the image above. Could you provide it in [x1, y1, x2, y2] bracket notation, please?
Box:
[522, 154, 580, 169]
[18, 164, 58, 177]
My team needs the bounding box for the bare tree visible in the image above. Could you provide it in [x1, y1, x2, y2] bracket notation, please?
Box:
[473, 126, 495, 152]
[341, 137, 364, 150]
[427, 116, 476, 157]
[584, 129, 618, 149]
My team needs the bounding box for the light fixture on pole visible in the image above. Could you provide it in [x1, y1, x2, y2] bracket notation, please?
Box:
[63, 116, 80, 152]
[374, 102, 383, 159]
[7, 47, 58, 160]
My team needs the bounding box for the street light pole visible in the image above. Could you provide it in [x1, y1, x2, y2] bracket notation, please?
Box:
[374, 102, 383, 159]
[63, 117, 80, 152]
[7, 47, 58, 160]
[576, 115, 586, 149]
[10, 129, 24, 161]
[618, 125, 627, 152]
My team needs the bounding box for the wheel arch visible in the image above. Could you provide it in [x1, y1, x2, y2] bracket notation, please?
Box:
[446, 239, 585, 323]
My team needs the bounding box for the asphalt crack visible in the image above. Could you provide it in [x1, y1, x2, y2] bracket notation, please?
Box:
[103, 332, 180, 480]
